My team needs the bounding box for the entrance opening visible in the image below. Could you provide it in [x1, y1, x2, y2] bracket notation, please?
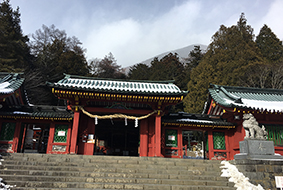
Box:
[20, 124, 50, 153]
[94, 119, 139, 156]
[182, 130, 205, 159]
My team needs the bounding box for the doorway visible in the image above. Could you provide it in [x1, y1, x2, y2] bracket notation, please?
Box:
[20, 124, 50, 153]
[182, 130, 205, 159]
[94, 119, 139, 156]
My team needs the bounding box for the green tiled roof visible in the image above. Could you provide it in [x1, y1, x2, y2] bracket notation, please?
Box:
[162, 112, 235, 128]
[0, 105, 73, 120]
[48, 74, 188, 96]
[208, 84, 283, 112]
[0, 72, 24, 94]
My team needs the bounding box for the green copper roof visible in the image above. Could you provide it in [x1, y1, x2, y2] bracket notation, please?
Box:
[209, 84, 283, 112]
[162, 112, 235, 128]
[49, 74, 188, 96]
[0, 72, 24, 95]
[0, 105, 73, 119]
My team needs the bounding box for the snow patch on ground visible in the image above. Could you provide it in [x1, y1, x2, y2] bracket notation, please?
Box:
[220, 161, 264, 190]
[0, 159, 15, 190]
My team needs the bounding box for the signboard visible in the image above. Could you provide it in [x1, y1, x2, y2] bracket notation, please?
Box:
[275, 176, 283, 189]
[165, 129, 178, 147]
[57, 131, 66, 136]
[168, 135, 175, 141]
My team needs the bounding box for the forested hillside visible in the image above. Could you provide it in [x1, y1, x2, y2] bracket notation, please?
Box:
[128, 13, 283, 113]
[1, 0, 282, 113]
[183, 13, 283, 113]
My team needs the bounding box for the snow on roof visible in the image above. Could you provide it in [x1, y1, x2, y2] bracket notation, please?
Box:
[13, 111, 31, 115]
[0, 82, 13, 94]
[50, 74, 188, 96]
[60, 78, 181, 94]
[176, 118, 214, 124]
[209, 84, 283, 113]
[224, 98, 283, 112]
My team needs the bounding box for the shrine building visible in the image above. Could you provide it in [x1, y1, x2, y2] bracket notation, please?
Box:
[47, 74, 188, 157]
[1, 72, 282, 160]
[203, 84, 283, 159]
[0, 72, 73, 153]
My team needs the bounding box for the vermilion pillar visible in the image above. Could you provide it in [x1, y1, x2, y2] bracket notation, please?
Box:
[207, 131, 214, 160]
[12, 121, 21, 153]
[140, 119, 149, 157]
[155, 115, 161, 157]
[70, 111, 80, 154]
[47, 122, 55, 154]
[84, 118, 95, 155]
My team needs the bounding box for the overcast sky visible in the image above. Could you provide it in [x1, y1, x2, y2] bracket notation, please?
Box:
[10, 0, 283, 67]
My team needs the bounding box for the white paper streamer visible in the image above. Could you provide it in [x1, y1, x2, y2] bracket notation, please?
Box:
[95, 117, 98, 125]
[125, 117, 128, 126]
[135, 118, 138, 127]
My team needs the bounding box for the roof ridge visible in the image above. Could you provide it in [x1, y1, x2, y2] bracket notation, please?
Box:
[62, 73, 175, 84]
[219, 86, 242, 103]
[211, 84, 283, 94]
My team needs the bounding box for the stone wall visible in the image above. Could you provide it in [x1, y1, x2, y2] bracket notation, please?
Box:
[233, 159, 283, 189]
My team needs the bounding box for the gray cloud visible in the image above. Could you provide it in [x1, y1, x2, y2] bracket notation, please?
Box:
[10, 0, 283, 67]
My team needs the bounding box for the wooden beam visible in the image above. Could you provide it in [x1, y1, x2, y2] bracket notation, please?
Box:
[83, 107, 152, 115]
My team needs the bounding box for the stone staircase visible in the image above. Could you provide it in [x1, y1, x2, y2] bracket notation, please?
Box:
[0, 153, 236, 190]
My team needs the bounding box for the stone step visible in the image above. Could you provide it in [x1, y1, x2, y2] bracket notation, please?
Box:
[11, 188, 109, 190]
[6, 153, 220, 164]
[1, 168, 227, 181]
[0, 167, 223, 178]
[2, 173, 232, 186]
[12, 189, 108, 190]
[5, 157, 220, 169]
[1, 153, 236, 190]
[5, 181, 235, 190]
[0, 174, 95, 183]
[2, 161, 222, 173]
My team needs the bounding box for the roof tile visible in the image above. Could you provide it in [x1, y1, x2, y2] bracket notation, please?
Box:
[0, 72, 24, 95]
[209, 84, 283, 112]
[49, 74, 187, 96]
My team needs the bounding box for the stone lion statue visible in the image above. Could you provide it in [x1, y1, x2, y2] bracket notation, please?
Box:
[242, 113, 268, 140]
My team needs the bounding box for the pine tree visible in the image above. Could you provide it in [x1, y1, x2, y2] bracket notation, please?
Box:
[150, 53, 186, 90]
[26, 24, 90, 105]
[89, 52, 125, 79]
[256, 24, 283, 62]
[0, 0, 30, 71]
[128, 63, 151, 80]
[30, 25, 89, 82]
[183, 13, 263, 113]
[241, 24, 283, 89]
[186, 45, 205, 68]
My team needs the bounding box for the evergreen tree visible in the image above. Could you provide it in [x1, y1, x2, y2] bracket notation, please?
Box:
[128, 63, 151, 80]
[186, 45, 205, 68]
[183, 13, 263, 113]
[0, 0, 31, 71]
[89, 52, 125, 79]
[183, 45, 205, 87]
[150, 53, 186, 90]
[30, 25, 89, 82]
[256, 24, 283, 62]
[241, 25, 283, 89]
[26, 24, 90, 105]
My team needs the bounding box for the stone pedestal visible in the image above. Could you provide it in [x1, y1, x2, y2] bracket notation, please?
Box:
[234, 139, 283, 160]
